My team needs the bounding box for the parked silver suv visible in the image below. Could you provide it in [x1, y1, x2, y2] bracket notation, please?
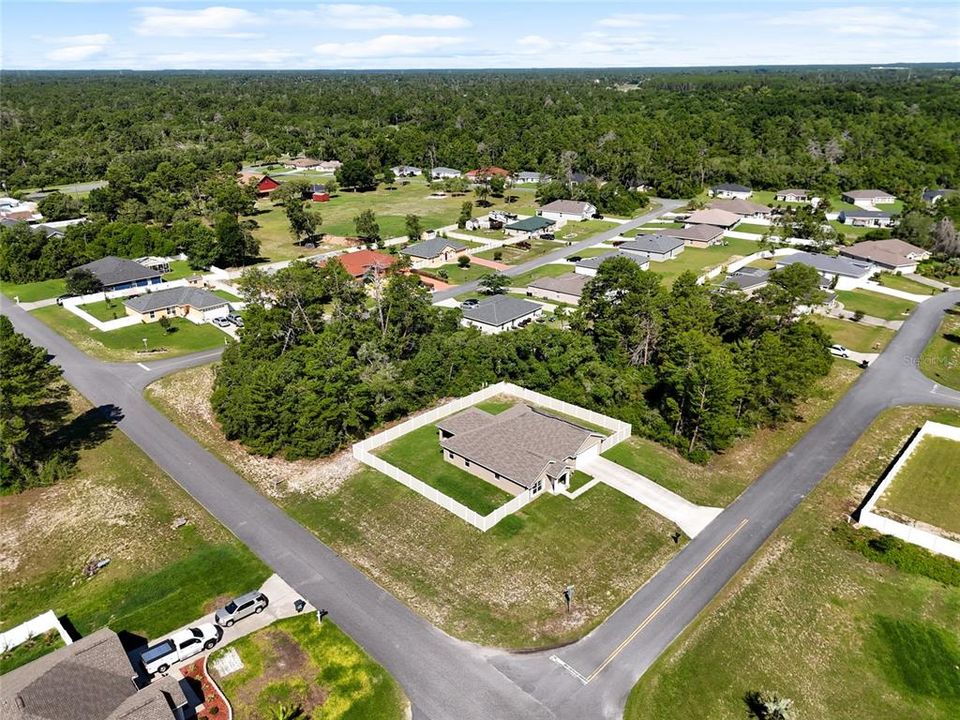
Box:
[215, 591, 268, 627]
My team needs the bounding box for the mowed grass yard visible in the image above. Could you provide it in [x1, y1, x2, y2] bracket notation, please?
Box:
[147, 367, 683, 649]
[644, 237, 759, 287]
[375, 425, 513, 515]
[920, 308, 960, 391]
[812, 316, 896, 353]
[211, 615, 408, 720]
[33, 305, 228, 361]
[0, 277, 67, 303]
[0, 391, 270, 666]
[625, 405, 960, 720]
[836, 289, 917, 320]
[475, 238, 564, 265]
[877, 272, 939, 296]
[877, 435, 960, 535]
[248, 180, 540, 261]
[554, 219, 619, 243]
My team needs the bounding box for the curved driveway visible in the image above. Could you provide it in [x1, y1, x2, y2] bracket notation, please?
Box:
[2, 244, 958, 720]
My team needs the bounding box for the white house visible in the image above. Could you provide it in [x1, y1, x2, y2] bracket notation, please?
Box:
[618, 234, 685, 262]
[841, 189, 896, 206]
[391, 165, 422, 177]
[709, 183, 752, 200]
[514, 171, 549, 184]
[775, 188, 814, 203]
[839, 209, 894, 228]
[775, 251, 875, 291]
[430, 167, 462, 180]
[461, 296, 543, 334]
[538, 199, 597, 222]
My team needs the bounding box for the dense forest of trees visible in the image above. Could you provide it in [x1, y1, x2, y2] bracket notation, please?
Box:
[212, 258, 832, 462]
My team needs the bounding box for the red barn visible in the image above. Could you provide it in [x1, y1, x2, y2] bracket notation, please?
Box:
[310, 184, 330, 202]
[256, 175, 281, 195]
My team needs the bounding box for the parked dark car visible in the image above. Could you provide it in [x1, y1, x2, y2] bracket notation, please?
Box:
[540, 233, 555, 241]
[592, 212, 605, 220]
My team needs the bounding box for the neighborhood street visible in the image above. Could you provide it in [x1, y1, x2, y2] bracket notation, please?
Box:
[1, 233, 957, 718]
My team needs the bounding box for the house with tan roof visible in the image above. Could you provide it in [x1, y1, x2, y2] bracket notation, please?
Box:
[841, 189, 896, 206]
[709, 183, 752, 200]
[658, 224, 725, 248]
[538, 199, 597, 222]
[437, 404, 604, 495]
[775, 189, 814, 203]
[684, 208, 742, 229]
[526, 272, 590, 305]
[705, 198, 772, 218]
[838, 239, 930, 274]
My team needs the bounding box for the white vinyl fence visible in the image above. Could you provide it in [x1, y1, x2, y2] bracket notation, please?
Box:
[353, 382, 631, 531]
[0, 610, 73, 654]
[857, 421, 960, 560]
[61, 278, 191, 331]
[697, 248, 798, 284]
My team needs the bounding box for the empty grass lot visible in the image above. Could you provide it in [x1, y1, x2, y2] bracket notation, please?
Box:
[431, 262, 490, 285]
[553, 219, 618, 242]
[0, 277, 68, 303]
[829, 220, 878, 239]
[33, 305, 228, 361]
[876, 272, 938, 296]
[920, 308, 960, 390]
[836, 289, 917, 320]
[644, 237, 759, 287]
[877, 435, 960, 535]
[625, 405, 960, 720]
[475, 238, 563, 264]
[812, 316, 895, 353]
[508, 263, 576, 288]
[210, 615, 408, 720]
[602, 362, 861, 507]
[375, 424, 513, 515]
[568, 246, 617, 259]
[0, 390, 270, 658]
[733, 222, 780, 236]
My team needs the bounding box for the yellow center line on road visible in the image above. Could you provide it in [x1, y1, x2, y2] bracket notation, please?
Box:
[585, 516, 749, 683]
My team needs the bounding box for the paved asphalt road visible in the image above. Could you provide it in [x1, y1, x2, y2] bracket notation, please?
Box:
[2, 232, 958, 719]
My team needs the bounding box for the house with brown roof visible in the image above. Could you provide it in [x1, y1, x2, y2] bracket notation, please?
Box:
[437, 404, 604, 494]
[684, 208, 742, 229]
[841, 189, 896, 206]
[838, 239, 930, 274]
[706, 198, 772, 218]
[526, 272, 590, 305]
[538, 199, 597, 222]
[0, 628, 192, 720]
[658, 224, 725, 248]
[775, 189, 813, 203]
[465, 167, 510, 182]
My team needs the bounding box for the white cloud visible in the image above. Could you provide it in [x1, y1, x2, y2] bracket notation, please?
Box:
[764, 6, 940, 38]
[133, 6, 260, 38]
[314, 34, 464, 59]
[596, 13, 683, 28]
[301, 4, 470, 30]
[151, 49, 299, 68]
[46, 44, 107, 62]
[35, 33, 112, 45]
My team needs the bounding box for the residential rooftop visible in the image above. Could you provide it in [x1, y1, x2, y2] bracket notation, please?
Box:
[506, 216, 555, 232]
[73, 256, 162, 287]
[527, 272, 590, 297]
[575, 250, 650, 271]
[461, 295, 541, 327]
[538, 199, 594, 215]
[124, 286, 227, 313]
[401, 237, 468, 259]
[619, 234, 685, 254]
[776, 251, 875, 277]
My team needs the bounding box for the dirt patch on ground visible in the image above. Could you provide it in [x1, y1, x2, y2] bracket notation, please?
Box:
[147, 365, 359, 498]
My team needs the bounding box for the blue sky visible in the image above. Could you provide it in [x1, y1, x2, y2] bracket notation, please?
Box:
[2, 1, 958, 70]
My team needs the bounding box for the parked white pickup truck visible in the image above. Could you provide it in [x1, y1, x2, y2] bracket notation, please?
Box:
[141, 624, 221, 675]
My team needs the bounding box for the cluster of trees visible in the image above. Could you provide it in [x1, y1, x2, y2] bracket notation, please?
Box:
[3, 69, 957, 201]
[535, 179, 649, 216]
[212, 256, 831, 462]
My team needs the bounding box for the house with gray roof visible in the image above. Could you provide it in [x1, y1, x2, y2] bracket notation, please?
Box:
[0, 628, 191, 720]
[573, 251, 650, 277]
[401, 237, 468, 268]
[617, 234, 685, 262]
[838, 208, 893, 228]
[461, 295, 542, 334]
[709, 183, 752, 200]
[71, 256, 163, 292]
[721, 267, 770, 296]
[775, 250, 875, 290]
[841, 189, 896, 205]
[538, 199, 597, 222]
[430, 167, 461, 180]
[390, 165, 422, 177]
[922, 189, 953, 205]
[526, 272, 590, 305]
[514, 171, 549, 185]
[124, 286, 229, 324]
[775, 189, 814, 203]
[437, 404, 604, 494]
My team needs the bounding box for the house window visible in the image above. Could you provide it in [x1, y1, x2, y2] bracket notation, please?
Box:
[448, 451, 454, 459]
[494, 473, 501, 480]
[465, 460, 471, 467]
[149, 311, 155, 318]
[532, 479, 543, 494]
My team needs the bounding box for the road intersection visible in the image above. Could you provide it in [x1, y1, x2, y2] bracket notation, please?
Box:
[2, 213, 958, 718]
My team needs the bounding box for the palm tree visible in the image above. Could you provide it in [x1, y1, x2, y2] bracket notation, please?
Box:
[269, 703, 304, 720]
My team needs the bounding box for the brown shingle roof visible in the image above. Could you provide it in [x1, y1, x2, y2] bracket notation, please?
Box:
[684, 208, 741, 228]
[838, 239, 929, 269]
[705, 198, 772, 216]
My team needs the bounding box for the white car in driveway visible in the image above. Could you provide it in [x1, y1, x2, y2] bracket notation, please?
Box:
[829, 344, 850, 358]
[141, 623, 221, 675]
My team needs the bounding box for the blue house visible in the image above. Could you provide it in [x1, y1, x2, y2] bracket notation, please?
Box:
[71, 256, 164, 291]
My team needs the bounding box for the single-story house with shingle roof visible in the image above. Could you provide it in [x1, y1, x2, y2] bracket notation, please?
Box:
[709, 183, 752, 200]
[574, 251, 650, 276]
[838, 209, 893, 228]
[438, 404, 604, 494]
[841, 189, 896, 205]
[430, 167, 462, 180]
[391, 165, 422, 177]
[514, 171, 549, 184]
[706, 198, 772, 218]
[618, 234, 685, 262]
[775, 189, 813, 203]
[684, 208, 742, 229]
[838, 239, 930, 273]
[71, 256, 163, 292]
[461, 295, 542, 334]
[401, 237, 468, 268]
[657, 224, 725, 248]
[775, 250, 875, 290]
[124, 286, 229, 324]
[538, 199, 597, 222]
[721, 267, 770, 296]
[922, 189, 953, 205]
[526, 272, 590, 305]
[505, 216, 556, 236]
[0, 628, 192, 720]
[321, 249, 397, 279]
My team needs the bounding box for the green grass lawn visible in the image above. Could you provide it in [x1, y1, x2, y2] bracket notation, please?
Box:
[876, 272, 939, 296]
[734, 222, 781, 236]
[0, 277, 67, 303]
[0, 391, 270, 653]
[457, 228, 508, 241]
[625, 404, 960, 720]
[247, 180, 540, 261]
[210, 615, 408, 720]
[375, 424, 513, 515]
[554, 219, 618, 243]
[474, 238, 562, 265]
[78, 298, 128, 322]
[33, 305, 228, 361]
[644, 237, 759, 287]
[568, 246, 616, 259]
[161, 259, 195, 281]
[878, 435, 960, 534]
[0, 630, 65, 675]
[569, 471, 593, 492]
[830, 220, 877, 239]
[920, 308, 960, 391]
[432, 262, 491, 285]
[812, 316, 896, 353]
[836, 289, 917, 320]
[212, 289, 240, 302]
[602, 362, 861, 507]
[508, 263, 576, 288]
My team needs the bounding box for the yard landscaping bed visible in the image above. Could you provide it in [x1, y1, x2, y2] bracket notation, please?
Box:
[920, 308, 960, 391]
[836, 289, 917, 320]
[33, 305, 228, 361]
[210, 615, 408, 720]
[876, 434, 960, 536]
[0, 630, 65, 675]
[625, 404, 960, 720]
[0, 390, 270, 651]
[812, 316, 895, 353]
